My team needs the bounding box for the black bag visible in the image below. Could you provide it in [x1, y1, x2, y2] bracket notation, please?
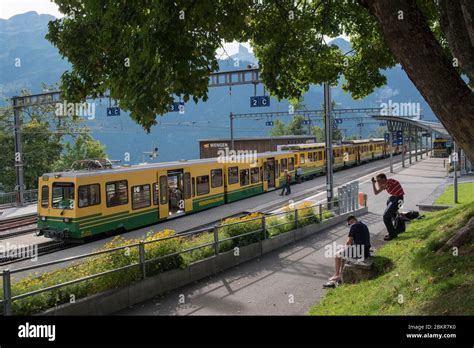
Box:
[394, 215, 406, 234]
[404, 210, 420, 220]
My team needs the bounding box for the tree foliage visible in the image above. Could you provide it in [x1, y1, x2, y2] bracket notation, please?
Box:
[46, 0, 474, 159]
[0, 89, 107, 191]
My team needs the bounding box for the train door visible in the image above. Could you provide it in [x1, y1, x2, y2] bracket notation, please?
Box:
[183, 171, 192, 212]
[157, 171, 168, 218]
[264, 158, 276, 189]
[167, 169, 185, 217]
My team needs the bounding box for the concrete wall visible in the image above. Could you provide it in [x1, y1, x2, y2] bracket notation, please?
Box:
[41, 206, 368, 315]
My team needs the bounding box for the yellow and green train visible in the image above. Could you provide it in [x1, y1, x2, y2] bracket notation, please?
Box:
[37, 138, 388, 241]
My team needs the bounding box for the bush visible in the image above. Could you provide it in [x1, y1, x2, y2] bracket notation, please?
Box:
[143, 230, 183, 276]
[266, 215, 294, 237]
[180, 229, 233, 266]
[295, 202, 319, 227]
[220, 213, 264, 247]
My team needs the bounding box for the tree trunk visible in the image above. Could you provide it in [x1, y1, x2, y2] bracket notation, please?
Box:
[365, 0, 474, 161]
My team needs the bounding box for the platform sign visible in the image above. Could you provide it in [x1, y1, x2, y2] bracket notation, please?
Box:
[303, 120, 311, 125]
[250, 96, 270, 107]
[393, 130, 403, 145]
[334, 118, 343, 124]
[106, 107, 120, 116]
[265, 121, 274, 126]
[170, 102, 184, 112]
[384, 132, 390, 143]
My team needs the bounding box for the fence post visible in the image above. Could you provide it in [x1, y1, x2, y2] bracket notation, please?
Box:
[139, 241, 146, 279]
[319, 203, 323, 222]
[294, 208, 298, 229]
[262, 215, 267, 240]
[2, 269, 12, 316]
[213, 226, 219, 255]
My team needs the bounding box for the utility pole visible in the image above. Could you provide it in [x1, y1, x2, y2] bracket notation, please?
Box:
[324, 83, 334, 209]
[389, 132, 393, 173]
[13, 99, 25, 206]
[230, 112, 234, 150]
[453, 142, 458, 203]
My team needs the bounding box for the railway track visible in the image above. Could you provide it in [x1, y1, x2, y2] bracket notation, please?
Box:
[0, 213, 37, 232]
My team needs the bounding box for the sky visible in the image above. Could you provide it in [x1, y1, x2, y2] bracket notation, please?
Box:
[0, 0, 251, 57]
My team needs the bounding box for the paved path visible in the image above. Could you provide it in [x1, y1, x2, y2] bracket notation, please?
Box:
[117, 156, 449, 315]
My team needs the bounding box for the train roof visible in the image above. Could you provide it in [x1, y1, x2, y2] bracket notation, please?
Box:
[42, 150, 294, 178]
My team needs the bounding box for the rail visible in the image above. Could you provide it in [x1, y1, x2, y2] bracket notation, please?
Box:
[0, 191, 364, 315]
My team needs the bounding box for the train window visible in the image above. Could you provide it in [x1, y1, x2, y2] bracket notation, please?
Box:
[41, 185, 49, 208]
[300, 154, 305, 164]
[281, 158, 288, 171]
[260, 166, 263, 182]
[159, 176, 168, 204]
[192, 177, 195, 197]
[153, 183, 159, 205]
[308, 152, 314, 162]
[288, 158, 295, 171]
[106, 180, 128, 207]
[250, 167, 259, 184]
[52, 182, 75, 210]
[228, 166, 239, 185]
[211, 169, 223, 188]
[78, 184, 100, 208]
[131, 184, 151, 210]
[184, 173, 191, 199]
[196, 176, 210, 196]
[240, 169, 250, 186]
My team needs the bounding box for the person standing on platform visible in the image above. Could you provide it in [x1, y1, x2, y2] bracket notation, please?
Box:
[280, 169, 292, 196]
[372, 173, 405, 241]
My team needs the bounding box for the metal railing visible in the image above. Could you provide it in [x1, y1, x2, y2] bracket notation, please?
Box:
[0, 191, 363, 315]
[0, 189, 38, 208]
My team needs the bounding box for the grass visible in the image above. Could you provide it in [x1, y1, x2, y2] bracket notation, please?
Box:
[434, 182, 474, 205]
[307, 201, 474, 315]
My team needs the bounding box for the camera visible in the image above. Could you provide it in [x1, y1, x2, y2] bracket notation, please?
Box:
[371, 177, 376, 183]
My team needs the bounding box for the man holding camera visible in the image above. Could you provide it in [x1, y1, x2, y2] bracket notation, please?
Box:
[372, 173, 405, 241]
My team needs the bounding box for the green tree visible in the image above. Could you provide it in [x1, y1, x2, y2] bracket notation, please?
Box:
[311, 126, 343, 143]
[270, 119, 287, 136]
[53, 133, 107, 171]
[46, 0, 474, 160]
[0, 89, 107, 191]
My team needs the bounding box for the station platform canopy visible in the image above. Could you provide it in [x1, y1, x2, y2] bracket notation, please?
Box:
[372, 115, 451, 139]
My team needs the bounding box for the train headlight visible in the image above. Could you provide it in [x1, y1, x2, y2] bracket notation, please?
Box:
[63, 218, 71, 223]
[41, 216, 47, 221]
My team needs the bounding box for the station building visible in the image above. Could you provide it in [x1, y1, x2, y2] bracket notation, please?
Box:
[198, 135, 317, 159]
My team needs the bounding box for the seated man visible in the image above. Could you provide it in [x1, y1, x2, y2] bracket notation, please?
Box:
[327, 215, 371, 284]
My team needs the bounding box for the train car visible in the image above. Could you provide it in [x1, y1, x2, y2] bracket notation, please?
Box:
[278, 143, 326, 180]
[37, 137, 393, 242]
[37, 159, 227, 241]
[370, 138, 387, 159]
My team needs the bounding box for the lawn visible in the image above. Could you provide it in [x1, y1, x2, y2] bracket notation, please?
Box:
[307, 201, 474, 315]
[435, 182, 474, 205]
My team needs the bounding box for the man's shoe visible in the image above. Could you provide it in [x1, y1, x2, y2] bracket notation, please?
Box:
[384, 235, 397, 241]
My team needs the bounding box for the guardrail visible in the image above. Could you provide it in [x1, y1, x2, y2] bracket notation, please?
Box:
[0, 192, 363, 316]
[0, 189, 38, 208]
